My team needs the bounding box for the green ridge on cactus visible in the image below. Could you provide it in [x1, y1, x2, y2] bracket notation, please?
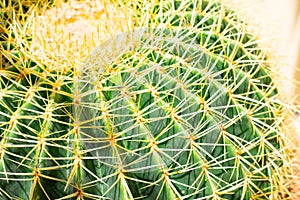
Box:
[0, 0, 291, 199]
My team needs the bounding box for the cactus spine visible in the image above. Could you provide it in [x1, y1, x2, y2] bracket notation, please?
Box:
[0, 0, 293, 199]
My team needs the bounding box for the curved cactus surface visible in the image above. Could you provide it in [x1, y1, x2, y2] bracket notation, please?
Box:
[0, 0, 291, 199]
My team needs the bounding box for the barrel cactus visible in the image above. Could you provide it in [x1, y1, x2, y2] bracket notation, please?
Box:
[0, 0, 293, 199]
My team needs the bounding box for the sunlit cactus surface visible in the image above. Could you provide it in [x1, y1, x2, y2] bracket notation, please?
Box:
[0, 0, 292, 199]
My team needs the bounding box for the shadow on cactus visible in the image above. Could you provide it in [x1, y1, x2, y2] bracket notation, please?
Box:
[0, 0, 293, 199]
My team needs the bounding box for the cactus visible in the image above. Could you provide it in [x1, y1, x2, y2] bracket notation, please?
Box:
[0, 0, 293, 199]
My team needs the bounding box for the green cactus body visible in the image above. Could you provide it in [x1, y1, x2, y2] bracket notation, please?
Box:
[0, 0, 291, 199]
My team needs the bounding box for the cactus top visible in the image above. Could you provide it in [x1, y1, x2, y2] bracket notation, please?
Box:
[0, 0, 291, 199]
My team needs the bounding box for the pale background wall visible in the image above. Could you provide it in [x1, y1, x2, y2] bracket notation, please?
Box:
[260, 0, 300, 101]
